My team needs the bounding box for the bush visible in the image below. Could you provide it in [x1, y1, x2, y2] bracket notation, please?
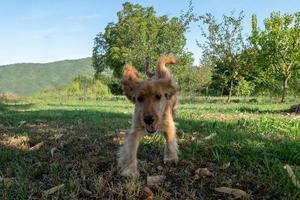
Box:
[64, 75, 111, 96]
[95, 73, 122, 95]
[234, 77, 255, 97]
[66, 81, 81, 94]
[90, 80, 111, 96]
[249, 98, 258, 103]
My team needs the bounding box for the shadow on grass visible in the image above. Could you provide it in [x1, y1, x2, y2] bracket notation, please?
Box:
[1, 102, 300, 199]
[0, 102, 9, 112]
[0, 102, 35, 112]
[45, 102, 132, 109]
[1, 101, 299, 164]
[237, 106, 285, 114]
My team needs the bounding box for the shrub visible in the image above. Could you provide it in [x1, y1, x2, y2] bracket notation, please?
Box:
[96, 73, 122, 95]
[66, 81, 80, 94]
[64, 75, 111, 96]
[249, 98, 258, 103]
[234, 77, 255, 97]
[89, 80, 111, 96]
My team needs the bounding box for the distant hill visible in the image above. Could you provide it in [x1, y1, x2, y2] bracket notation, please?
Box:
[0, 57, 93, 96]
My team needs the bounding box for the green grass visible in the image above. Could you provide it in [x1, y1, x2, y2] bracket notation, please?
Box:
[0, 57, 93, 96]
[0, 96, 299, 199]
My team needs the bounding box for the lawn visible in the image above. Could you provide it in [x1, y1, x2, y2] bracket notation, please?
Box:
[0, 96, 300, 199]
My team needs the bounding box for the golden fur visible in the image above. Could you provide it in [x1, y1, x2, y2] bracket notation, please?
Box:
[118, 54, 179, 177]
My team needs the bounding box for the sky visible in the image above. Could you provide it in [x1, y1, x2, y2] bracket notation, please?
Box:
[0, 0, 299, 65]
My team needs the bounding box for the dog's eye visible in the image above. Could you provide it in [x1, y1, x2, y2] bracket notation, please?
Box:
[137, 96, 143, 102]
[155, 94, 161, 100]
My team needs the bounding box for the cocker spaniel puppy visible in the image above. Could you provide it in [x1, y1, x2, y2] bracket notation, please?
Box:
[118, 54, 179, 177]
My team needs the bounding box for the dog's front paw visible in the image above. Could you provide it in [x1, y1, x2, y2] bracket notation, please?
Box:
[120, 167, 140, 178]
[163, 153, 178, 164]
[164, 141, 178, 164]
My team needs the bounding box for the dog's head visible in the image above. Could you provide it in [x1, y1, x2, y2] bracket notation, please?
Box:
[121, 55, 178, 134]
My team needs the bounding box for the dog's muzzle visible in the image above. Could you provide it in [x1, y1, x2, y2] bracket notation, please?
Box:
[143, 115, 158, 134]
[145, 124, 158, 134]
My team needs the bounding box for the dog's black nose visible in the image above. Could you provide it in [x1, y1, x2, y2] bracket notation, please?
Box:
[144, 116, 154, 125]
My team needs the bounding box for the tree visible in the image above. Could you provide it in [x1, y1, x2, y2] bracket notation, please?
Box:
[251, 12, 300, 102]
[92, 33, 107, 78]
[197, 12, 247, 103]
[289, 70, 300, 96]
[92, 2, 194, 78]
[179, 64, 212, 94]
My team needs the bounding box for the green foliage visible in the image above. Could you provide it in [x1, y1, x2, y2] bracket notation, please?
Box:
[63, 75, 111, 96]
[92, 33, 107, 77]
[66, 81, 81, 94]
[92, 2, 194, 78]
[0, 58, 93, 96]
[95, 72, 122, 95]
[92, 80, 111, 96]
[195, 11, 300, 101]
[234, 77, 255, 97]
[179, 65, 212, 94]
[197, 12, 248, 102]
[251, 12, 300, 102]
[289, 71, 300, 95]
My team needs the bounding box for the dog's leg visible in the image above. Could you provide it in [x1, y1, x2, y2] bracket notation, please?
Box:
[118, 129, 143, 177]
[163, 110, 178, 164]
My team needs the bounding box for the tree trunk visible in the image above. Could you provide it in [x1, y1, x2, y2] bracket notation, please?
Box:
[221, 86, 224, 96]
[280, 76, 289, 103]
[226, 80, 233, 103]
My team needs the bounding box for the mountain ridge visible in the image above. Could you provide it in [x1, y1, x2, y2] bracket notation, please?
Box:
[0, 57, 92, 67]
[0, 57, 94, 96]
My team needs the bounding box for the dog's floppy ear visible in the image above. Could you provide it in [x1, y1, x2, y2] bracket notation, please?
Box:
[156, 54, 179, 79]
[121, 64, 141, 103]
[158, 78, 177, 100]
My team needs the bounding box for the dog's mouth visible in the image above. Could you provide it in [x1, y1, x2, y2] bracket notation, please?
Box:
[145, 124, 158, 134]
